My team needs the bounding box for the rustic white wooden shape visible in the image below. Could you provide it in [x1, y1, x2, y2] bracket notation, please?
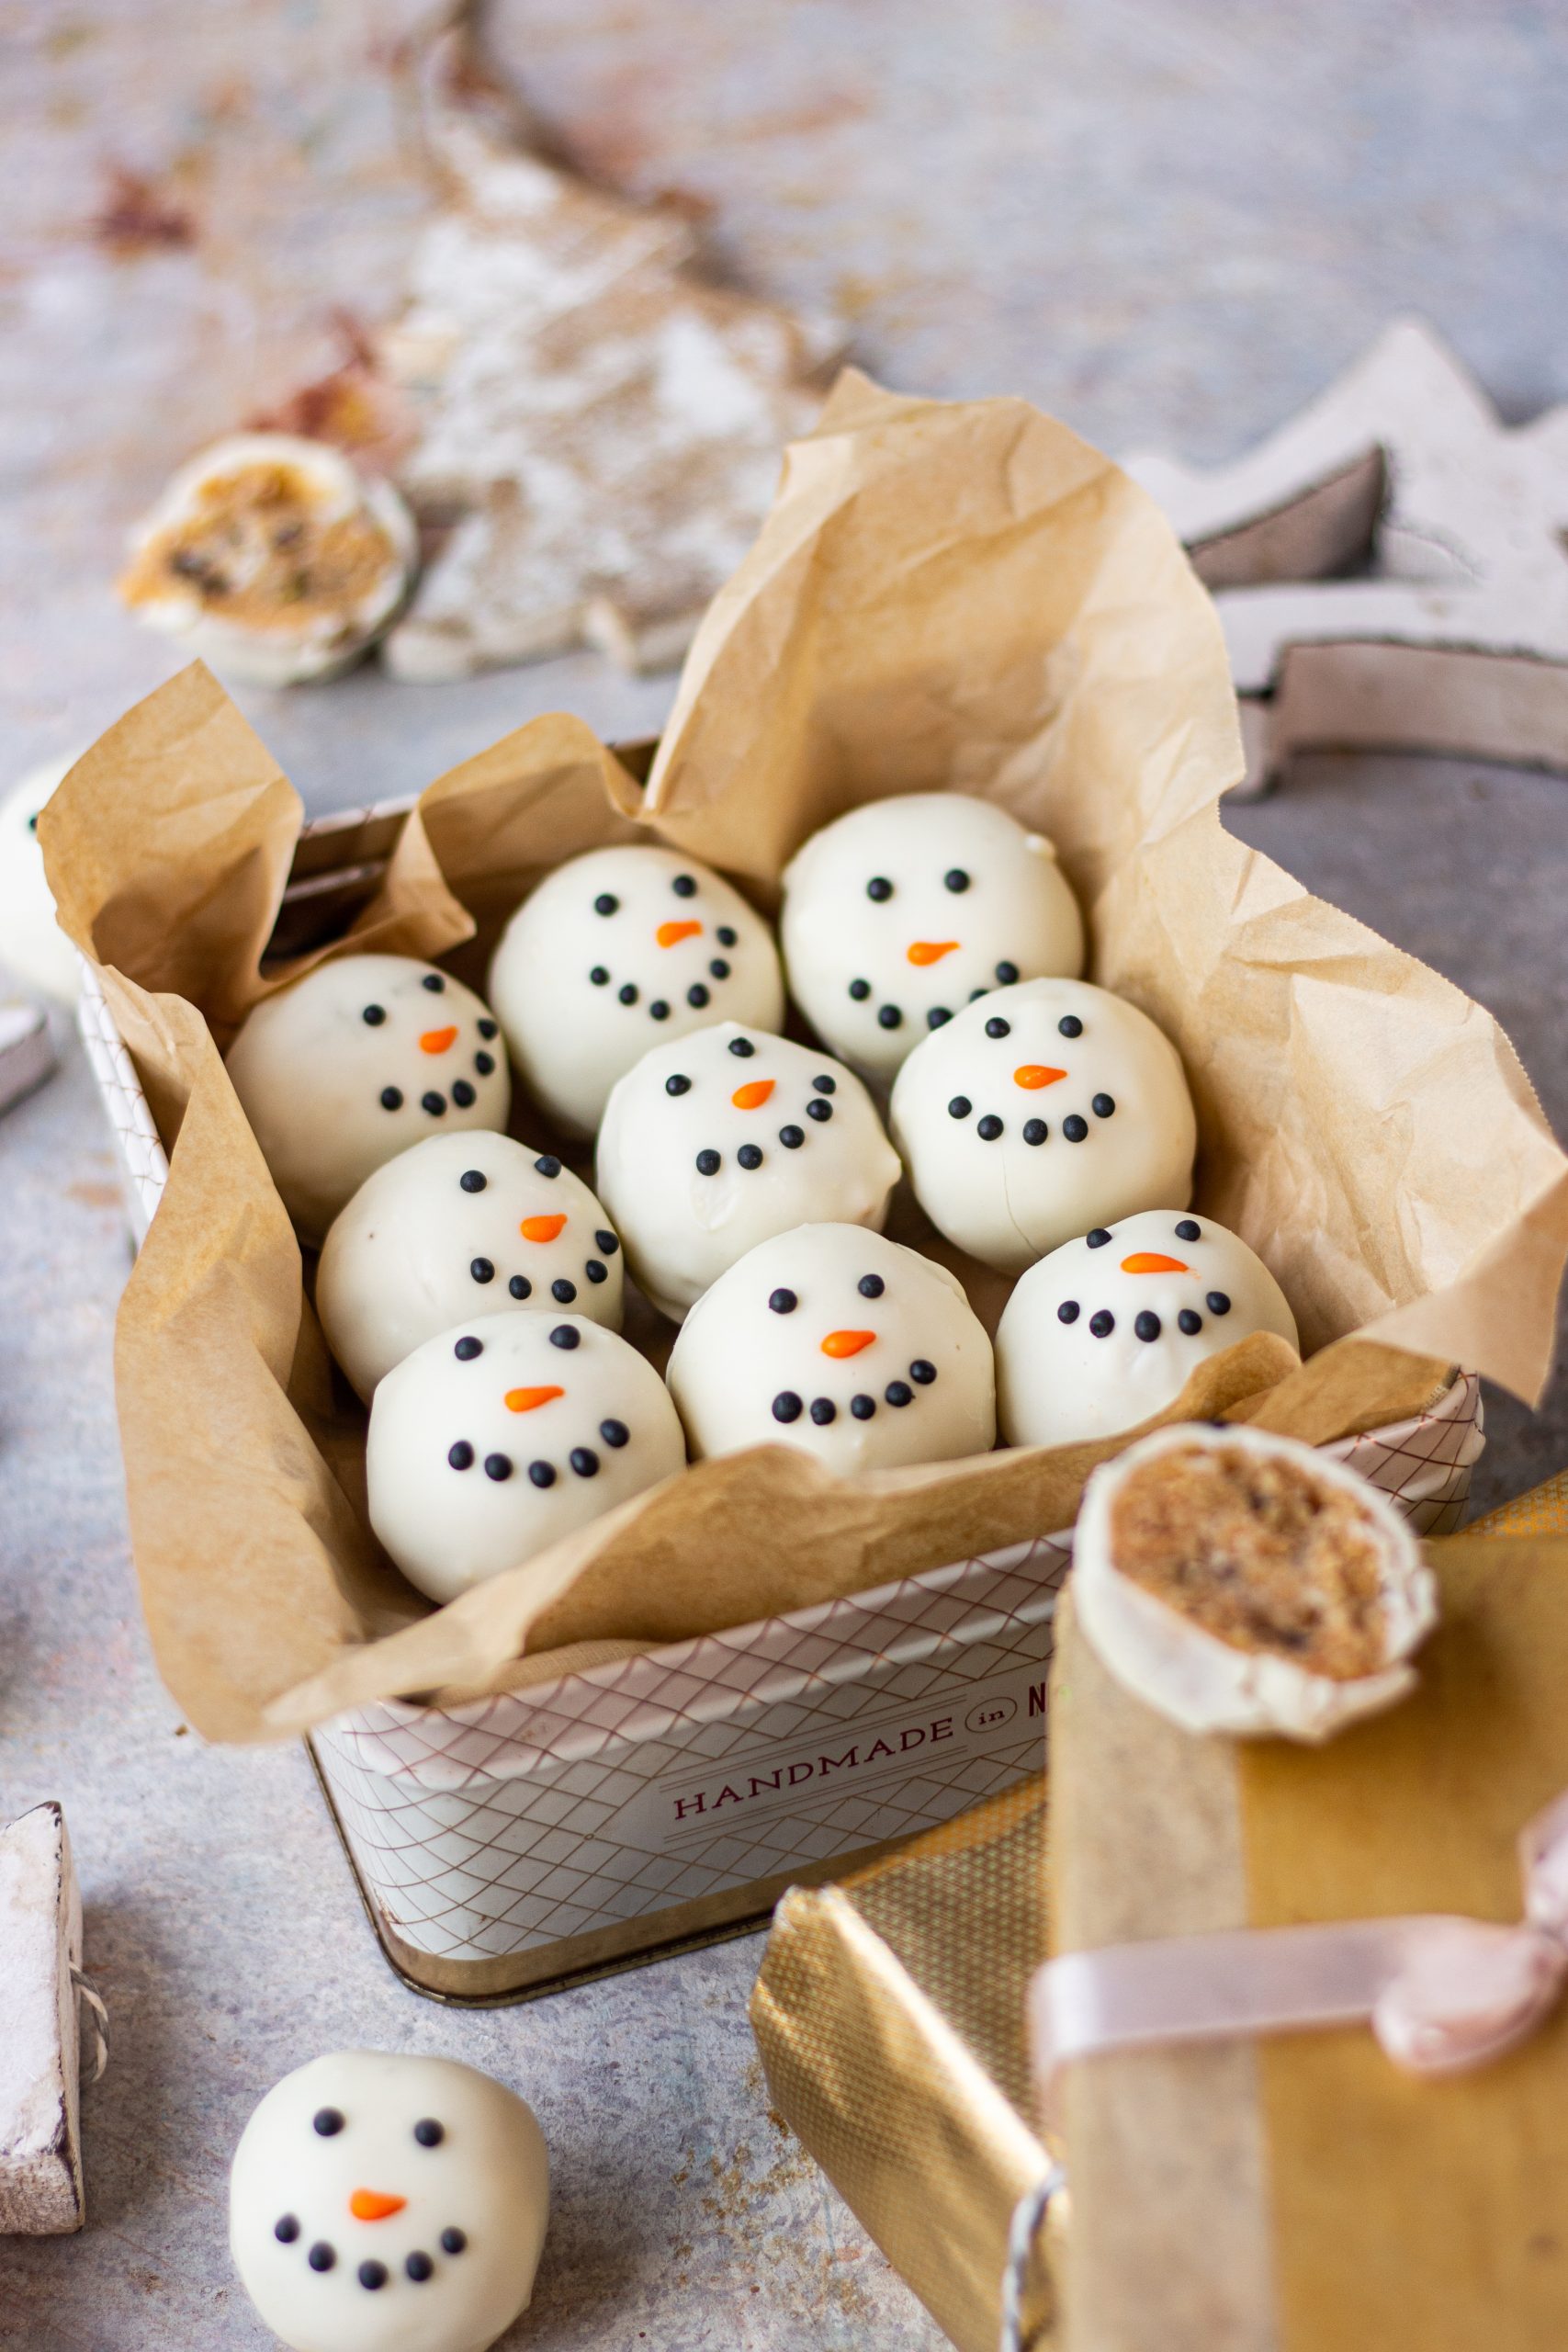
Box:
[0, 1002, 55, 1120]
[0, 1804, 85, 2234]
[1127, 317, 1568, 789]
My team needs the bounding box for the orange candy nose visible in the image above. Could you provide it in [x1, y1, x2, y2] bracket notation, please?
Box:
[821, 1329, 875, 1358]
[1121, 1252, 1190, 1275]
[349, 2190, 407, 2222]
[907, 940, 959, 966]
[1013, 1064, 1066, 1090]
[731, 1079, 775, 1110]
[656, 919, 702, 948]
[520, 1214, 568, 1243]
[419, 1025, 459, 1055]
[505, 1385, 564, 1413]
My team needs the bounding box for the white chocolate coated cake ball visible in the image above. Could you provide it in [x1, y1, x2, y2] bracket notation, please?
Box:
[226, 955, 511, 1245]
[996, 1210, 1300, 1448]
[489, 845, 784, 1136]
[318, 1133, 625, 1399]
[890, 978, 1197, 1276]
[367, 1313, 685, 1601]
[780, 794, 1084, 1082]
[667, 1224, 996, 1474]
[0, 752, 84, 1003]
[229, 2049, 548, 2352]
[118, 435, 416, 686]
[596, 1023, 901, 1321]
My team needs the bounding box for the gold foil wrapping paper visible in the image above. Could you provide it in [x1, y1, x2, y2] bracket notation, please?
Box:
[752, 1781, 1057, 2352]
[1047, 1522, 1568, 2352]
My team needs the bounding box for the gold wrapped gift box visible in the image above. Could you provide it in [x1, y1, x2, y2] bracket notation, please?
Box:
[752, 1478, 1568, 2352]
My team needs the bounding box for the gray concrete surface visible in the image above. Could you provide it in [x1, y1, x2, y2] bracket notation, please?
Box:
[2, 3, 1566, 2346]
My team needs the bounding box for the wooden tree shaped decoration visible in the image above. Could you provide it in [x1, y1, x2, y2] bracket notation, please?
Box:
[1127, 318, 1568, 791]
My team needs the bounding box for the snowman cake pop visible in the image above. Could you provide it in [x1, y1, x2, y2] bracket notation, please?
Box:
[996, 1210, 1300, 1448]
[780, 793, 1085, 1082]
[0, 750, 85, 1003]
[318, 1133, 625, 1399]
[489, 844, 785, 1136]
[890, 978, 1197, 1276]
[368, 1312, 686, 1601]
[226, 954, 511, 1244]
[230, 2049, 548, 2352]
[667, 1224, 996, 1474]
[596, 1023, 902, 1320]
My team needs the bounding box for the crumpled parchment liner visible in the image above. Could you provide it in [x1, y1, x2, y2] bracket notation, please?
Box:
[41, 372, 1568, 1740]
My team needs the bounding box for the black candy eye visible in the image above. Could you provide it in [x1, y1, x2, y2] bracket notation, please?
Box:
[985, 1017, 1010, 1039]
[769, 1289, 797, 1314]
[1176, 1219, 1201, 1242]
[362, 1003, 386, 1026]
[858, 1274, 885, 1298]
[995, 960, 1019, 984]
[667, 1074, 693, 1096]
[1086, 1228, 1111, 1249]
[422, 974, 446, 992]
[866, 876, 894, 901]
[944, 868, 970, 893]
[595, 893, 619, 916]
[459, 1169, 486, 1193]
[728, 1036, 755, 1057]
[716, 926, 738, 947]
[549, 1324, 580, 1349]
[672, 874, 697, 898]
[313, 2109, 344, 2137]
[1058, 1014, 1083, 1037]
[536, 1156, 561, 1178]
[454, 1335, 482, 1360]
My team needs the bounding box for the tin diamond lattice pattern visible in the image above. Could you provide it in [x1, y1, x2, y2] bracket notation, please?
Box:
[315, 1366, 1482, 1971]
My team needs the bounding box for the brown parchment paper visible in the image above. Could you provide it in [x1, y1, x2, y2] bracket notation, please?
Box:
[1048, 1534, 1568, 2352]
[42, 372, 1568, 1742]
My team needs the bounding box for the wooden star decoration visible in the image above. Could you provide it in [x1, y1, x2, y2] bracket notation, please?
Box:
[1126, 318, 1568, 792]
[377, 15, 844, 682]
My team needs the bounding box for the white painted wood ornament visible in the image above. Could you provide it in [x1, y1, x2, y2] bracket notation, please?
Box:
[1128, 318, 1568, 791]
[0, 1804, 107, 2234]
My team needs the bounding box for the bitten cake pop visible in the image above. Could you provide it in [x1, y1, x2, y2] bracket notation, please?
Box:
[0, 751, 83, 1004]
[996, 1210, 1300, 1448]
[230, 2049, 548, 2352]
[226, 954, 511, 1245]
[118, 434, 416, 686]
[596, 1023, 901, 1320]
[780, 793, 1085, 1082]
[667, 1224, 996, 1474]
[367, 1313, 685, 1601]
[489, 844, 785, 1136]
[318, 1133, 625, 1399]
[890, 978, 1197, 1276]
